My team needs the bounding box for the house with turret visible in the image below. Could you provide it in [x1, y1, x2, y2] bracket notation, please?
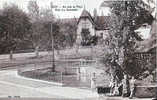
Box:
[76, 9, 110, 46]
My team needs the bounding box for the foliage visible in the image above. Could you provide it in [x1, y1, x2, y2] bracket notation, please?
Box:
[27, 0, 42, 48]
[27, 0, 40, 22]
[93, 8, 98, 21]
[0, 2, 77, 53]
[81, 29, 98, 46]
[60, 22, 77, 47]
[27, 1, 76, 50]
[0, 4, 32, 54]
[102, 0, 154, 79]
[42, 21, 65, 50]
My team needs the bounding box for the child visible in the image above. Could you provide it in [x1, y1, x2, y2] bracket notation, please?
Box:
[113, 81, 119, 96]
[91, 73, 96, 91]
[109, 78, 115, 95]
[129, 76, 136, 99]
[121, 74, 130, 97]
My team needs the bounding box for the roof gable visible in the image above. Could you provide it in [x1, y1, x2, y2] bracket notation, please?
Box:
[135, 20, 157, 52]
[77, 9, 110, 30]
[94, 16, 110, 30]
[77, 9, 95, 25]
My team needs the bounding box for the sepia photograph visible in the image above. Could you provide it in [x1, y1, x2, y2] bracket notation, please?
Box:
[0, 0, 156, 100]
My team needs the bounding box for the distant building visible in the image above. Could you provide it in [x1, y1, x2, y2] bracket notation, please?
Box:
[135, 23, 151, 40]
[135, 20, 157, 53]
[76, 9, 110, 45]
[133, 20, 156, 77]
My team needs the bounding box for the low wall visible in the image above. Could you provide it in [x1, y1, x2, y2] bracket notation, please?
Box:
[135, 85, 157, 98]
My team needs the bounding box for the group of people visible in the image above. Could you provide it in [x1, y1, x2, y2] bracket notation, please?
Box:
[90, 72, 136, 99]
[109, 74, 136, 99]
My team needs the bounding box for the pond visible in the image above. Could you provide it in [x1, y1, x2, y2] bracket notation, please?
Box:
[19, 59, 110, 89]
[52, 74, 91, 88]
[56, 73, 110, 89]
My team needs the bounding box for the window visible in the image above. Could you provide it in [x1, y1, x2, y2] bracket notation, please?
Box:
[100, 33, 103, 38]
[82, 19, 90, 28]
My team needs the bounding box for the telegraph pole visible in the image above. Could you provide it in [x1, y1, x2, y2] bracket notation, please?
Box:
[50, 2, 55, 72]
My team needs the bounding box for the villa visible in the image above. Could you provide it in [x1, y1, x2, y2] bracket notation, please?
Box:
[76, 9, 110, 45]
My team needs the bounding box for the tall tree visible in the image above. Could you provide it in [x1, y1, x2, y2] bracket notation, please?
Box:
[93, 8, 98, 21]
[42, 21, 65, 50]
[27, 1, 39, 22]
[27, 0, 42, 49]
[0, 4, 32, 54]
[60, 22, 77, 47]
[101, 0, 154, 79]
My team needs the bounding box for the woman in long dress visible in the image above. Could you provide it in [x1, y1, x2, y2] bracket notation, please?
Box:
[129, 76, 136, 99]
[91, 73, 96, 91]
[113, 81, 120, 96]
[121, 74, 130, 97]
[109, 78, 115, 95]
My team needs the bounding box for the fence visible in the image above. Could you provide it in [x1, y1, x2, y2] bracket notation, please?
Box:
[17, 59, 97, 84]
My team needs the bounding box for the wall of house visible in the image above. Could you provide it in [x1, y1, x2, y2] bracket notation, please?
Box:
[96, 30, 109, 39]
[135, 24, 151, 39]
[76, 18, 95, 44]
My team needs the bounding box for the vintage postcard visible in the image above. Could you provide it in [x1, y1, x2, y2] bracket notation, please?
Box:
[0, 0, 156, 100]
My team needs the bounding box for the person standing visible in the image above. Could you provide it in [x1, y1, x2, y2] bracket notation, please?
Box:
[91, 72, 96, 91]
[109, 77, 115, 95]
[113, 81, 119, 96]
[9, 50, 13, 60]
[129, 76, 136, 99]
[121, 74, 130, 97]
[35, 46, 39, 57]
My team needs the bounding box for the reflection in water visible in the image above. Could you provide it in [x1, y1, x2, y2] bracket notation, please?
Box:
[76, 67, 88, 83]
[77, 74, 80, 81]
[54, 61, 109, 88]
[77, 74, 88, 82]
[80, 74, 87, 82]
[62, 74, 91, 88]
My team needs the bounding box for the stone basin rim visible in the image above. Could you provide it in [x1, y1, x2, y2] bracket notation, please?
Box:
[136, 85, 157, 87]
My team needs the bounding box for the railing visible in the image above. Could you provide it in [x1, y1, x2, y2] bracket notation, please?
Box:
[17, 59, 98, 86]
[17, 59, 96, 72]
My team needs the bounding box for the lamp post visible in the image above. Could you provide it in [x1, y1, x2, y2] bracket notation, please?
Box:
[50, 2, 55, 72]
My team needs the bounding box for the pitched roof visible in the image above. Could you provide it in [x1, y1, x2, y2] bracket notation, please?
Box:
[77, 9, 95, 25]
[80, 9, 91, 17]
[77, 9, 110, 30]
[135, 20, 157, 53]
[94, 16, 110, 30]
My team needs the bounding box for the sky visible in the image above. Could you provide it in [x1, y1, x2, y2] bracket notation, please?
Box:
[0, 0, 155, 39]
[0, 0, 110, 18]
